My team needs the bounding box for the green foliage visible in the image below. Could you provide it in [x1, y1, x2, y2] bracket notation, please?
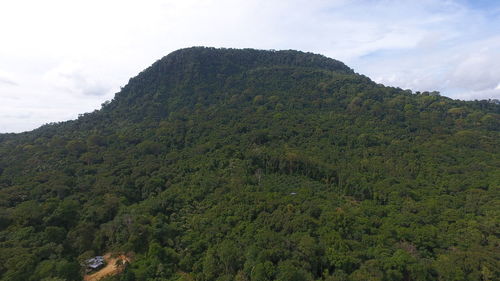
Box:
[0, 47, 499, 281]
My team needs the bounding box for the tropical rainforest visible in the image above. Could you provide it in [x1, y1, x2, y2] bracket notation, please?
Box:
[0, 47, 499, 281]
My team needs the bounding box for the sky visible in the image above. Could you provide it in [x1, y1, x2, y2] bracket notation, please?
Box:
[0, 0, 499, 133]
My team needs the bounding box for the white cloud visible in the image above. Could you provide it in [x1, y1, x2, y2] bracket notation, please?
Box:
[450, 46, 500, 91]
[43, 61, 110, 96]
[0, 78, 17, 86]
[0, 69, 18, 86]
[354, 35, 500, 100]
[0, 0, 499, 133]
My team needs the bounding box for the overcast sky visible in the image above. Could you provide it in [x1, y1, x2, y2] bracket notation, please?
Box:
[1, 0, 499, 133]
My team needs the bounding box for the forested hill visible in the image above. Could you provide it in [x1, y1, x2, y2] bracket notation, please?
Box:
[0, 47, 499, 281]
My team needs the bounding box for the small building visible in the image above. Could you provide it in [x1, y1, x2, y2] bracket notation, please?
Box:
[86, 256, 105, 272]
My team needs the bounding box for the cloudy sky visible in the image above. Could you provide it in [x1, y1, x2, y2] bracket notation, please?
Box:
[0, 0, 499, 133]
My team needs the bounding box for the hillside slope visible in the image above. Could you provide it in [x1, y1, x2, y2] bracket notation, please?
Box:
[0, 47, 499, 281]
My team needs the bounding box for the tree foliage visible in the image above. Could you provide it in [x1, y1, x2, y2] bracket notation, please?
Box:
[0, 47, 499, 281]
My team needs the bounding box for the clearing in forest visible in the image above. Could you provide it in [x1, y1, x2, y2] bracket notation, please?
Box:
[83, 253, 131, 281]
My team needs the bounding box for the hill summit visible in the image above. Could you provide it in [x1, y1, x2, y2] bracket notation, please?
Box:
[0, 47, 499, 281]
[105, 47, 354, 121]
